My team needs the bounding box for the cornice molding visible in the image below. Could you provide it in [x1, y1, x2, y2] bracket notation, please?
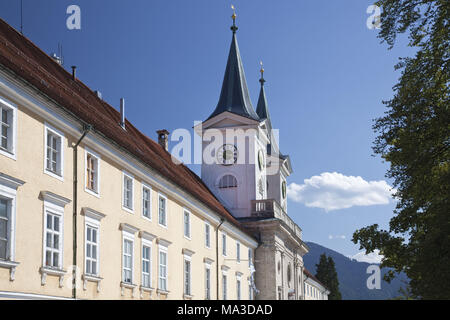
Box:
[0, 172, 25, 190]
[39, 191, 71, 207]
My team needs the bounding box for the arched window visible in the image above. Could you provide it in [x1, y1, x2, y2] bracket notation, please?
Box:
[218, 175, 237, 189]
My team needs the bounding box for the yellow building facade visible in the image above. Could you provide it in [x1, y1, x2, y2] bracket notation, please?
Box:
[0, 20, 257, 300]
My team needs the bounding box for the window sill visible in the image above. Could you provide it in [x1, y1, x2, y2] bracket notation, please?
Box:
[122, 206, 134, 214]
[139, 285, 154, 298]
[157, 288, 170, 297]
[140, 285, 154, 292]
[183, 294, 193, 300]
[158, 223, 168, 229]
[120, 281, 137, 297]
[40, 266, 66, 287]
[44, 169, 64, 182]
[84, 188, 100, 198]
[82, 274, 103, 292]
[0, 260, 19, 281]
[0, 148, 16, 160]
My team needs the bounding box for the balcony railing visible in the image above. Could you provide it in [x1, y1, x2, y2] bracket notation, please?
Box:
[251, 199, 303, 240]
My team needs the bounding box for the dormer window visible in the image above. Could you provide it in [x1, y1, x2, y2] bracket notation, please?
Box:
[218, 175, 237, 189]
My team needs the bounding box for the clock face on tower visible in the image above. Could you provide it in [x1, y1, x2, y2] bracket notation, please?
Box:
[217, 144, 238, 166]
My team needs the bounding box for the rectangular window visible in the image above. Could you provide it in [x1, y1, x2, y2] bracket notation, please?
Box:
[236, 242, 240, 263]
[0, 97, 16, 158]
[183, 210, 190, 239]
[205, 223, 211, 248]
[44, 125, 64, 179]
[123, 173, 134, 211]
[205, 267, 211, 300]
[222, 233, 227, 256]
[222, 274, 227, 300]
[44, 212, 62, 268]
[142, 245, 151, 288]
[184, 259, 191, 295]
[248, 248, 253, 267]
[158, 195, 167, 227]
[236, 279, 241, 300]
[0, 107, 10, 151]
[159, 249, 168, 291]
[123, 239, 133, 283]
[0, 198, 11, 260]
[85, 225, 98, 275]
[46, 133, 60, 174]
[85, 151, 100, 195]
[142, 186, 151, 219]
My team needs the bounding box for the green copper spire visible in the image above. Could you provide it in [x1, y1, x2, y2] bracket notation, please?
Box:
[206, 6, 259, 122]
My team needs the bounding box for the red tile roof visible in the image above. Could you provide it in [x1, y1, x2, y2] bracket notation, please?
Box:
[0, 18, 253, 238]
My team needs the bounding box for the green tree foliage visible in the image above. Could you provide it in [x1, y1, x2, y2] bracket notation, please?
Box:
[352, 0, 449, 299]
[315, 254, 342, 300]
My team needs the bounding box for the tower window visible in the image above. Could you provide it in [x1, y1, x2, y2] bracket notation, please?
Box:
[218, 175, 237, 189]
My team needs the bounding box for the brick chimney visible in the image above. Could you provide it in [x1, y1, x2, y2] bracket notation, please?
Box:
[157, 129, 169, 151]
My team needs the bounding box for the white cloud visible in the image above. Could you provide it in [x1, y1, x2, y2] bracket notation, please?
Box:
[349, 250, 384, 264]
[328, 235, 346, 240]
[287, 172, 395, 211]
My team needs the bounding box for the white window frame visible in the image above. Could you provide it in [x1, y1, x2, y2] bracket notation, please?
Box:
[0, 197, 12, 261]
[142, 184, 152, 221]
[84, 148, 100, 197]
[222, 232, 227, 257]
[43, 123, 64, 181]
[183, 209, 191, 240]
[204, 221, 211, 249]
[222, 273, 227, 300]
[122, 232, 134, 284]
[0, 174, 22, 265]
[42, 201, 64, 270]
[204, 261, 212, 300]
[158, 193, 168, 228]
[84, 216, 100, 276]
[0, 96, 17, 160]
[236, 241, 241, 264]
[122, 171, 134, 213]
[141, 239, 152, 288]
[158, 244, 168, 292]
[236, 277, 241, 300]
[183, 254, 192, 296]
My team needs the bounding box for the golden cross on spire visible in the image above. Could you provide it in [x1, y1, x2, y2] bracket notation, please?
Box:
[231, 4, 238, 33]
[259, 61, 266, 86]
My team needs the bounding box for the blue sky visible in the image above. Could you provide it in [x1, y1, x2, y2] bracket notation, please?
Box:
[0, 0, 415, 260]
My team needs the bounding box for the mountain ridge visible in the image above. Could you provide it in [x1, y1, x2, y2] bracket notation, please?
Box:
[303, 242, 408, 300]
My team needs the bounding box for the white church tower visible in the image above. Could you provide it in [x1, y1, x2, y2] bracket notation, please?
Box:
[199, 12, 268, 218]
[197, 9, 309, 300]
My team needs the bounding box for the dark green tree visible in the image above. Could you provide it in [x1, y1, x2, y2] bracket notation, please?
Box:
[315, 254, 342, 300]
[352, 0, 450, 299]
